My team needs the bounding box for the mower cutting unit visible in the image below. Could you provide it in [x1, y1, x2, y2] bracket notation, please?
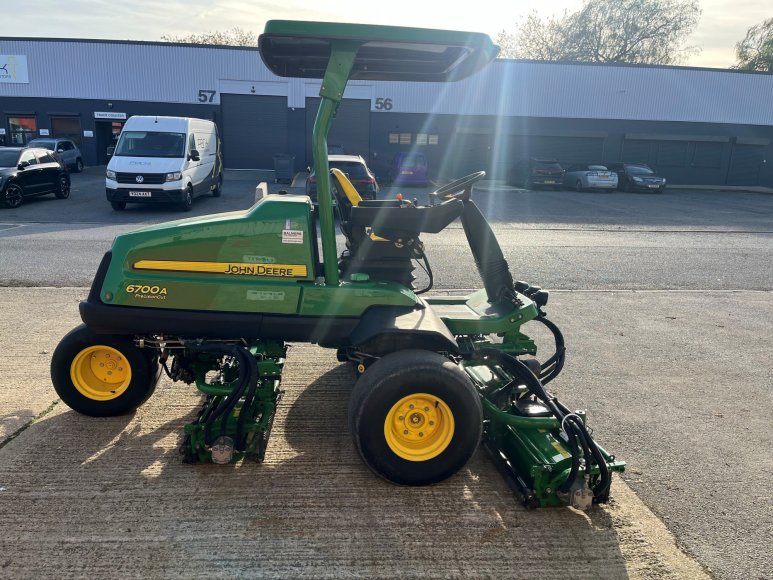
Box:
[52, 21, 623, 509]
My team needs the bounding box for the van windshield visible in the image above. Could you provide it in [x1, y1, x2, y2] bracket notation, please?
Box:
[399, 154, 426, 168]
[114, 131, 186, 158]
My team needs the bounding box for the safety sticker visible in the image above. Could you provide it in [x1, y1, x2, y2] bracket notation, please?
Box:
[282, 229, 304, 244]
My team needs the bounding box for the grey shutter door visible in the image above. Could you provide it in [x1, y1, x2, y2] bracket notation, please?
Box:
[221, 94, 288, 169]
[305, 98, 371, 165]
[727, 144, 763, 186]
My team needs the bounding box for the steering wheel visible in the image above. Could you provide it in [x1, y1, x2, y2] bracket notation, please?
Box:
[431, 171, 486, 203]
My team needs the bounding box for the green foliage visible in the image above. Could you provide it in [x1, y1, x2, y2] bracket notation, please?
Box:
[734, 18, 773, 72]
[161, 27, 258, 47]
[497, 0, 701, 65]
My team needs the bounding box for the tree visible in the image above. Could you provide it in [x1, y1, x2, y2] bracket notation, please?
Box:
[161, 27, 258, 46]
[497, 0, 701, 65]
[733, 18, 773, 72]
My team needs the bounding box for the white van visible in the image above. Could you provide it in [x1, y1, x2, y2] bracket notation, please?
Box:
[105, 116, 222, 211]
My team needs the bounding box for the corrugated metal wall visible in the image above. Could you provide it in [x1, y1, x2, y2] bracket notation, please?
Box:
[2, 39, 773, 126]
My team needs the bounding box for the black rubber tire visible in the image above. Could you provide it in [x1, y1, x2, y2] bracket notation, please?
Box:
[74, 158, 84, 173]
[2, 182, 24, 208]
[180, 185, 193, 211]
[575, 179, 584, 192]
[348, 349, 483, 486]
[212, 173, 223, 197]
[55, 175, 71, 199]
[111, 201, 126, 211]
[51, 324, 160, 417]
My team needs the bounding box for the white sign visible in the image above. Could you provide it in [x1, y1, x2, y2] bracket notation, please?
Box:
[39, 129, 50, 136]
[282, 230, 304, 244]
[0, 128, 7, 135]
[83, 130, 94, 138]
[0, 55, 29, 84]
[94, 112, 127, 120]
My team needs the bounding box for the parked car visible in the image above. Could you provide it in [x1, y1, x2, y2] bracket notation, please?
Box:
[390, 152, 428, 186]
[306, 154, 379, 203]
[608, 163, 666, 193]
[0, 147, 71, 208]
[507, 158, 565, 189]
[27, 138, 83, 173]
[563, 164, 618, 192]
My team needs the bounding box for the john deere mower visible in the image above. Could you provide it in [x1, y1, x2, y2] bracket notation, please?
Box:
[51, 21, 623, 509]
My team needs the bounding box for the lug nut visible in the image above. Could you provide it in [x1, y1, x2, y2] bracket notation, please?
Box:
[424, 407, 429, 412]
[398, 415, 404, 421]
[409, 404, 414, 409]
[419, 432, 424, 437]
[403, 430, 409, 435]
[429, 421, 434, 426]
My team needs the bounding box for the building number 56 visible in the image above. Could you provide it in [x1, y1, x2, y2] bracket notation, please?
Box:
[374, 97, 393, 110]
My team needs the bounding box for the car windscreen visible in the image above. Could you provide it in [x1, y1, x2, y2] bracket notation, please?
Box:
[626, 165, 654, 175]
[0, 150, 20, 167]
[588, 165, 607, 171]
[114, 131, 187, 158]
[330, 161, 369, 179]
[399, 154, 426, 168]
[28, 139, 57, 149]
[535, 161, 562, 169]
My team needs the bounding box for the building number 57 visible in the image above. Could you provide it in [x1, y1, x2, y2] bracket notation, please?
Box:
[198, 90, 217, 103]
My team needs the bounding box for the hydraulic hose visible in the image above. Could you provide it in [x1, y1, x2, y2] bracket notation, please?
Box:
[533, 315, 566, 385]
[475, 348, 611, 500]
[184, 342, 257, 446]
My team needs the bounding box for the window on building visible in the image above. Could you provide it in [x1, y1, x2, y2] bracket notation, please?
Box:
[428, 134, 439, 145]
[388, 132, 399, 144]
[8, 116, 37, 146]
[416, 133, 428, 145]
[399, 133, 411, 145]
[51, 116, 83, 146]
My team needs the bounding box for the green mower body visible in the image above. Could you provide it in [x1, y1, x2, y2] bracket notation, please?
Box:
[53, 20, 624, 510]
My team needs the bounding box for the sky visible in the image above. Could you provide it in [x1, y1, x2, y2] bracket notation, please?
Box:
[3, 0, 771, 69]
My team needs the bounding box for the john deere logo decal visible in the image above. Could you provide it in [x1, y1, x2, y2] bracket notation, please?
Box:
[133, 260, 308, 278]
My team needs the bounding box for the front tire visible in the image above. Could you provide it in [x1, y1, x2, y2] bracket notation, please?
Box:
[51, 324, 160, 417]
[349, 350, 483, 486]
[55, 175, 71, 199]
[180, 185, 193, 211]
[2, 182, 24, 208]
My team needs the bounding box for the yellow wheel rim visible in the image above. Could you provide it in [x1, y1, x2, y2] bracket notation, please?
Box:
[70, 346, 132, 401]
[384, 393, 454, 462]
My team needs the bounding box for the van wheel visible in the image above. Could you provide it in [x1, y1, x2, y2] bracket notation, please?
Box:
[180, 186, 194, 211]
[111, 201, 126, 211]
[212, 174, 223, 197]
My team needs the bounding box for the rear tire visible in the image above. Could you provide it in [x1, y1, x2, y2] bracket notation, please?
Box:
[74, 158, 84, 173]
[349, 350, 482, 486]
[212, 174, 223, 197]
[111, 201, 126, 211]
[575, 179, 584, 192]
[51, 324, 160, 417]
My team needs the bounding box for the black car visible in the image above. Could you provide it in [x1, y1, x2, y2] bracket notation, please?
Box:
[305, 154, 379, 203]
[0, 147, 71, 208]
[608, 163, 667, 193]
[507, 158, 565, 189]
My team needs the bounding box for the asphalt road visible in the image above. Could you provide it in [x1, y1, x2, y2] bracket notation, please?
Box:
[1, 169, 772, 579]
[0, 170, 771, 290]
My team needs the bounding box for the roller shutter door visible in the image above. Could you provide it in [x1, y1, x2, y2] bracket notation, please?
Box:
[727, 145, 763, 186]
[305, 98, 370, 163]
[221, 94, 288, 169]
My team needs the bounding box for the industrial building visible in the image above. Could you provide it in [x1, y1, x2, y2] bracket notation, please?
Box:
[1, 37, 771, 187]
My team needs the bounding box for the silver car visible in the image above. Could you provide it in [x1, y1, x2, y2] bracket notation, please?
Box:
[27, 138, 84, 173]
[563, 164, 618, 192]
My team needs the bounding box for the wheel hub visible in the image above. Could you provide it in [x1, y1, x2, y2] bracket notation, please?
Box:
[70, 346, 132, 401]
[384, 393, 454, 461]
